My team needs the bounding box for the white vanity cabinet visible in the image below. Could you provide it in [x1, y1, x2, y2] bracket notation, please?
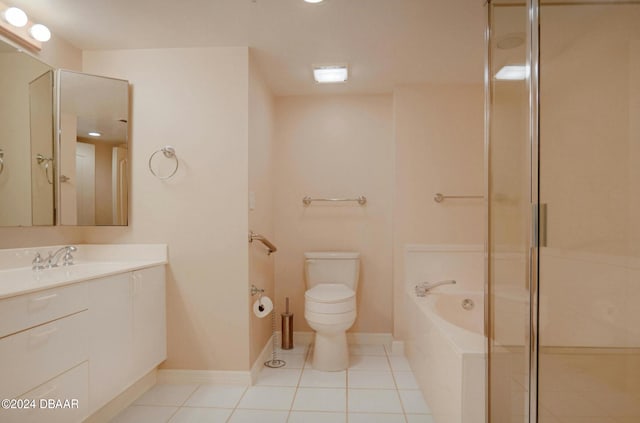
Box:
[0, 260, 166, 423]
[88, 265, 166, 414]
[88, 272, 133, 412]
[132, 266, 167, 380]
[0, 284, 90, 422]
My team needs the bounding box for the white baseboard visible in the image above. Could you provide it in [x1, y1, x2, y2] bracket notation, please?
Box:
[85, 369, 157, 423]
[157, 369, 250, 385]
[291, 331, 394, 346]
[250, 335, 274, 384]
[156, 332, 397, 388]
[348, 332, 393, 345]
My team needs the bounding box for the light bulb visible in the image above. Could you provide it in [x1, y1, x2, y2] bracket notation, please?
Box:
[313, 66, 348, 83]
[29, 24, 51, 42]
[3, 7, 28, 27]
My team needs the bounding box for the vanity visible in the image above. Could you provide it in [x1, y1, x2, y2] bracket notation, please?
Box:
[0, 244, 167, 423]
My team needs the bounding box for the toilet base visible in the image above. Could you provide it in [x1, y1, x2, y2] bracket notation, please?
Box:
[312, 330, 349, 371]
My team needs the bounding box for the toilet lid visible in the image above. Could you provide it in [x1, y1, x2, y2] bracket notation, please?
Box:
[305, 284, 355, 303]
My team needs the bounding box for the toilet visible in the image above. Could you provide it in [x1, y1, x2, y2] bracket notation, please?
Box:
[304, 251, 360, 371]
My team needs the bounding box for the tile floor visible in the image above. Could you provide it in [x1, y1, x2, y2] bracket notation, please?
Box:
[111, 342, 435, 422]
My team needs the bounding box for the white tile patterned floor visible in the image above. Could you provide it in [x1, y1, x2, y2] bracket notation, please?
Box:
[111, 342, 435, 422]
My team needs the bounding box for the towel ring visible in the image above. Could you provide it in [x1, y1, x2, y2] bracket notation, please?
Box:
[149, 146, 178, 180]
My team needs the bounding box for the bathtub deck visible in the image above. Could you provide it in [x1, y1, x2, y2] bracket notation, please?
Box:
[110, 341, 434, 422]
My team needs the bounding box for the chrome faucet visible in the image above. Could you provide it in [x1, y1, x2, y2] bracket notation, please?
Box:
[415, 279, 456, 297]
[40, 246, 77, 269]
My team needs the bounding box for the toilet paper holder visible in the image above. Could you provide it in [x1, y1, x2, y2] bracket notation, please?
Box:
[251, 284, 266, 311]
[251, 284, 264, 296]
[250, 284, 286, 369]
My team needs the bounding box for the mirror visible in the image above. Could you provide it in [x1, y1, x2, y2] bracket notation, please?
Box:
[0, 40, 55, 226]
[0, 40, 129, 227]
[57, 70, 129, 226]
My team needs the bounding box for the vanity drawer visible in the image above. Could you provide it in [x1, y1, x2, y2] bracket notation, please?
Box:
[0, 283, 88, 338]
[1, 362, 88, 423]
[0, 311, 88, 400]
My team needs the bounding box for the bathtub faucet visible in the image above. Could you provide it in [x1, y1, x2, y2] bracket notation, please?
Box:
[415, 279, 456, 297]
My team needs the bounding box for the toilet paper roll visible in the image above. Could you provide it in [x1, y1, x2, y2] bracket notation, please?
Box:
[253, 296, 273, 318]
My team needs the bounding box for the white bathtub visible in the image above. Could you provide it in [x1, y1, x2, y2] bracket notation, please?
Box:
[405, 290, 486, 423]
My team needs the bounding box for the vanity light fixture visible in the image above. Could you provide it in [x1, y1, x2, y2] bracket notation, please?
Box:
[2, 6, 27, 27]
[29, 23, 50, 42]
[88, 132, 102, 137]
[494, 65, 528, 81]
[0, 1, 52, 50]
[313, 65, 348, 83]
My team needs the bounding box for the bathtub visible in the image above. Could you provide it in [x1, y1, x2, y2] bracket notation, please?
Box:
[405, 290, 486, 423]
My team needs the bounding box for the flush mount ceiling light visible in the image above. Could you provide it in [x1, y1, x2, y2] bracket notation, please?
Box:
[495, 65, 528, 81]
[29, 23, 50, 42]
[88, 132, 102, 137]
[313, 66, 348, 83]
[3, 6, 27, 27]
[304, 0, 325, 3]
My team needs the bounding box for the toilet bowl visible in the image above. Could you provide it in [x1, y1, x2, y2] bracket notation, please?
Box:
[304, 252, 360, 371]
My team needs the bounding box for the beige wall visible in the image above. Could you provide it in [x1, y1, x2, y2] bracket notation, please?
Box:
[273, 94, 394, 334]
[82, 47, 251, 371]
[393, 83, 484, 339]
[248, 53, 275, 364]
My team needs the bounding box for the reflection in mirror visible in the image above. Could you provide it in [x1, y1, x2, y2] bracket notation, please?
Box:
[58, 70, 129, 226]
[0, 39, 54, 226]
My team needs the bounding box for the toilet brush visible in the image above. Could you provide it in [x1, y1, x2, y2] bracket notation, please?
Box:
[281, 297, 294, 350]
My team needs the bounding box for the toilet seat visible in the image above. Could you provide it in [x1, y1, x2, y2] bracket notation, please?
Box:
[305, 310, 356, 325]
[305, 284, 356, 314]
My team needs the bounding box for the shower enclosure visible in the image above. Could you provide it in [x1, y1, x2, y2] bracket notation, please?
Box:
[486, 1, 640, 422]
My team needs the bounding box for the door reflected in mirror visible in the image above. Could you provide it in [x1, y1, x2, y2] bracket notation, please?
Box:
[58, 70, 129, 226]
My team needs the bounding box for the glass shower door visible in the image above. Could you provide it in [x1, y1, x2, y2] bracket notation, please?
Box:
[537, 2, 640, 421]
[486, 2, 532, 422]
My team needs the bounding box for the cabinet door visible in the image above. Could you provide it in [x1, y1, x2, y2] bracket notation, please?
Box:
[132, 266, 166, 380]
[88, 273, 132, 413]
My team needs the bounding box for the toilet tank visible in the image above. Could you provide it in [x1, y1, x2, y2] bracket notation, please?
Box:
[304, 252, 360, 290]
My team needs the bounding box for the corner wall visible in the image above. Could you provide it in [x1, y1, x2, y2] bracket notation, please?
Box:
[248, 53, 276, 365]
[393, 83, 484, 339]
[273, 94, 394, 334]
[82, 47, 251, 371]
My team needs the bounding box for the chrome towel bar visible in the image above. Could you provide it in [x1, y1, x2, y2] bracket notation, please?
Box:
[433, 193, 483, 203]
[302, 196, 367, 206]
[249, 231, 277, 255]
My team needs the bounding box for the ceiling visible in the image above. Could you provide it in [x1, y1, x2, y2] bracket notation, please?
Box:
[9, 0, 486, 95]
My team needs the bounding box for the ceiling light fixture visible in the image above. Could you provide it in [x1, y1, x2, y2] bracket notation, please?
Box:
[313, 65, 348, 83]
[29, 23, 50, 42]
[88, 132, 102, 137]
[304, 0, 325, 3]
[495, 65, 528, 81]
[3, 6, 27, 27]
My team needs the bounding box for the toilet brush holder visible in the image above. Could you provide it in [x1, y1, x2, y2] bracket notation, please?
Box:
[281, 297, 294, 350]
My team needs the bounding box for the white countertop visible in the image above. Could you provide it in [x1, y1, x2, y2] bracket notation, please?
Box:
[0, 244, 167, 300]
